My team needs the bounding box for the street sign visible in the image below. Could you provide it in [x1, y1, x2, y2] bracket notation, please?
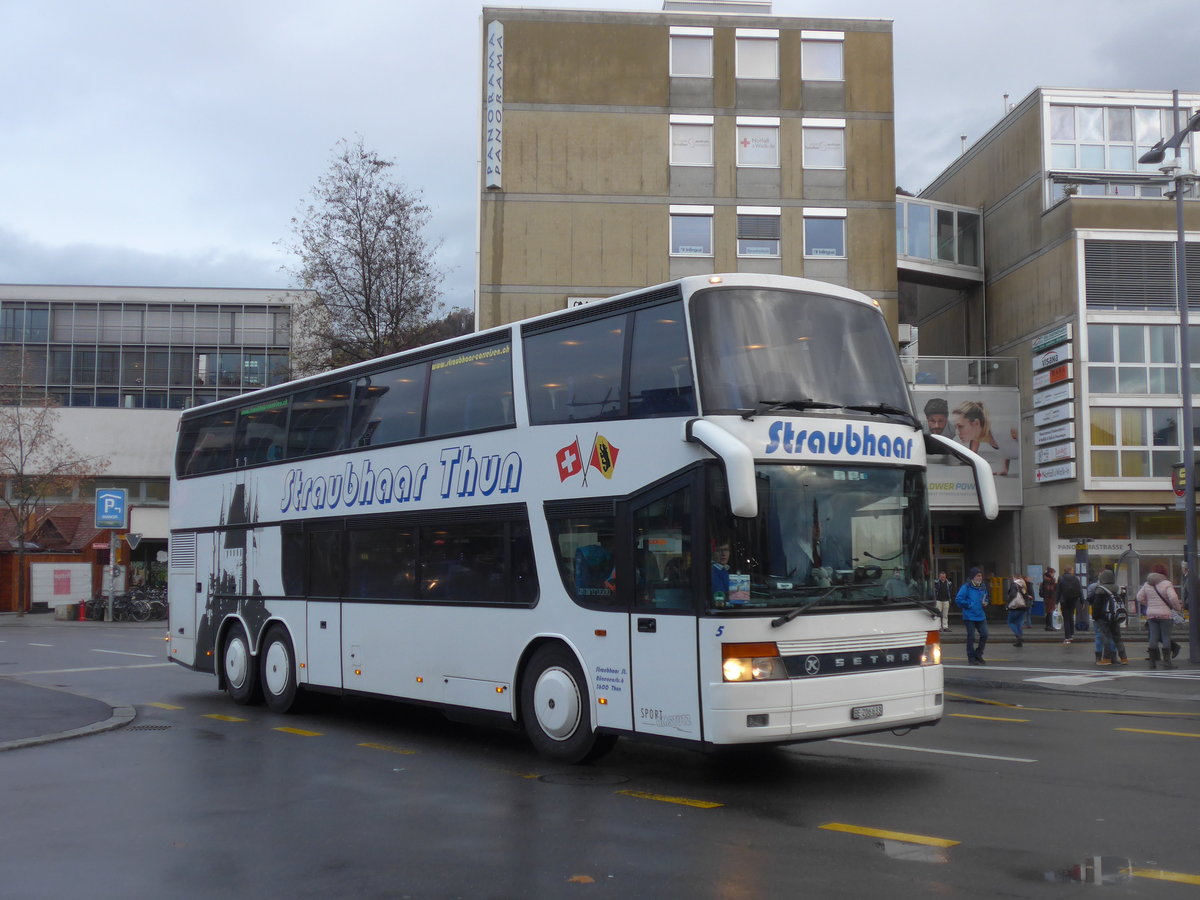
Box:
[95, 489, 128, 529]
[125, 533, 142, 550]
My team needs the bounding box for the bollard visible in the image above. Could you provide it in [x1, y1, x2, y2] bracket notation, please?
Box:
[78, 599, 86, 621]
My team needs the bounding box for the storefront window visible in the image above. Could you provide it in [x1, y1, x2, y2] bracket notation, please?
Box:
[1134, 510, 1183, 540]
[1057, 508, 1129, 541]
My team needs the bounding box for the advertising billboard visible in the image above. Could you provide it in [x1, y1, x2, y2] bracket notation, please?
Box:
[914, 388, 1022, 509]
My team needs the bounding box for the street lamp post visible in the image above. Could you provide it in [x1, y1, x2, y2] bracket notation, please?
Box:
[1139, 90, 1200, 663]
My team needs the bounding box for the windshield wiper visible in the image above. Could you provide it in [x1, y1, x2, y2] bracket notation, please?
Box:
[842, 402, 921, 428]
[770, 585, 845, 628]
[740, 398, 842, 421]
[889, 595, 941, 619]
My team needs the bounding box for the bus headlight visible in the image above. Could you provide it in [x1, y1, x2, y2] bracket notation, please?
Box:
[722, 642, 787, 682]
[921, 630, 942, 666]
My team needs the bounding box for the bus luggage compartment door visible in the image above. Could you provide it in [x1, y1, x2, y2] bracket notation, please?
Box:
[305, 602, 342, 689]
[630, 615, 700, 739]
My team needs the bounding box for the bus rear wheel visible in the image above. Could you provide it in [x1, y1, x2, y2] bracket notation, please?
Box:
[260, 626, 299, 713]
[520, 644, 616, 764]
[222, 622, 261, 705]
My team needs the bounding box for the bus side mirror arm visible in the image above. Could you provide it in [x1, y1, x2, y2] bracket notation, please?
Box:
[925, 433, 999, 520]
[685, 419, 758, 518]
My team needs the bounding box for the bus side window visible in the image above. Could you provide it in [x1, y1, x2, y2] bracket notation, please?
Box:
[628, 302, 696, 419]
[549, 515, 619, 606]
[633, 485, 692, 610]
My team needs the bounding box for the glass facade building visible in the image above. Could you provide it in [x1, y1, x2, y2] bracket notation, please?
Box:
[0, 288, 295, 409]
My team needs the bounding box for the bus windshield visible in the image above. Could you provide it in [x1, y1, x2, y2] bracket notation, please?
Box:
[690, 286, 913, 417]
[706, 464, 931, 613]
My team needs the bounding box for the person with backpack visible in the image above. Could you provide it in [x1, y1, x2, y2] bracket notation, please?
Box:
[1057, 566, 1083, 644]
[1137, 563, 1183, 669]
[1087, 569, 1127, 666]
[955, 567, 990, 664]
[1005, 574, 1033, 647]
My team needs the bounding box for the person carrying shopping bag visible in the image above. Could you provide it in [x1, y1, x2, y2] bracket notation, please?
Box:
[1137, 564, 1183, 669]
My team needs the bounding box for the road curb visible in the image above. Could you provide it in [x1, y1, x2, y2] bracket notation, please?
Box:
[0, 701, 136, 753]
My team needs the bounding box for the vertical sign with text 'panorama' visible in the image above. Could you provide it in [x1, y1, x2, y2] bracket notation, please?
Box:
[484, 21, 503, 188]
[95, 488, 128, 530]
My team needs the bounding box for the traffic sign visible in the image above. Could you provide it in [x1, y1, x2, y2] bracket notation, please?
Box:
[1173, 463, 1187, 497]
[125, 533, 142, 550]
[95, 489, 128, 529]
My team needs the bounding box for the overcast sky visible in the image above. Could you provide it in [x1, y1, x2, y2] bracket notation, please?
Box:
[2, 0, 1197, 307]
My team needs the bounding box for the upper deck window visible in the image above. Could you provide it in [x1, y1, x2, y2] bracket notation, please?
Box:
[690, 286, 911, 416]
[524, 299, 695, 426]
[424, 343, 514, 438]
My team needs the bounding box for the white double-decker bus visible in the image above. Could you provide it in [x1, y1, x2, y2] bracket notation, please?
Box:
[168, 274, 997, 762]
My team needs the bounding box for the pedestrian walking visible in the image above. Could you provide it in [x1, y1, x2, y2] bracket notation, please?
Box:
[955, 567, 990, 665]
[1006, 574, 1032, 647]
[1039, 567, 1058, 630]
[1057, 565, 1082, 644]
[1137, 563, 1183, 670]
[933, 571, 953, 632]
[1087, 570, 1127, 665]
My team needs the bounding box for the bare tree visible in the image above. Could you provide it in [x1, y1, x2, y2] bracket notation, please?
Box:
[284, 136, 446, 376]
[0, 400, 109, 616]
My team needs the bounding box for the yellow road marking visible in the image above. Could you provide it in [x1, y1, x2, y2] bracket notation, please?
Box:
[820, 823, 959, 848]
[949, 713, 1029, 723]
[147, 702, 183, 710]
[274, 726, 322, 737]
[1129, 866, 1200, 885]
[945, 692, 1034, 710]
[616, 789, 722, 809]
[1116, 727, 1200, 738]
[358, 741, 416, 755]
[203, 714, 247, 722]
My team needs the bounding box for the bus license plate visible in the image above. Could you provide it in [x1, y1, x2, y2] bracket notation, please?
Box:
[851, 704, 883, 720]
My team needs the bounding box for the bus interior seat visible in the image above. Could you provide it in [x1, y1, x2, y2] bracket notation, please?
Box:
[574, 544, 612, 597]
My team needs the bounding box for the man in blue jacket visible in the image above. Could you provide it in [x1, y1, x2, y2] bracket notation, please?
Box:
[955, 567, 990, 665]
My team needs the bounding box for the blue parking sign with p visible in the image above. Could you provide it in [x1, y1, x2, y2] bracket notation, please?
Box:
[95, 489, 127, 529]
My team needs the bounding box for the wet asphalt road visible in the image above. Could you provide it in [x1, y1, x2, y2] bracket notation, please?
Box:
[2, 620, 1199, 899]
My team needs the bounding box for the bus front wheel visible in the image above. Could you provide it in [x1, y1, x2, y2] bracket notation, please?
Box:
[520, 644, 616, 764]
[260, 625, 299, 713]
[222, 622, 261, 705]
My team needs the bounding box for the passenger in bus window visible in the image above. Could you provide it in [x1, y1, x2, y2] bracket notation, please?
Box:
[711, 541, 731, 605]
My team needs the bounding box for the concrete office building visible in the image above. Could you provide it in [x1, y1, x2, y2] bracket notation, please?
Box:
[477, 0, 898, 331]
[908, 87, 1200, 590]
[0, 284, 303, 609]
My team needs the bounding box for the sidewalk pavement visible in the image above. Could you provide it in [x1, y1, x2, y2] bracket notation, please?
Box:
[1, 613, 1197, 753]
[0, 613, 142, 752]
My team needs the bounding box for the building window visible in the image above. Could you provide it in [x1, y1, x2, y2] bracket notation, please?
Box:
[803, 209, 846, 258]
[736, 207, 781, 257]
[1087, 323, 1181, 395]
[670, 206, 713, 256]
[802, 118, 845, 169]
[735, 29, 778, 79]
[669, 27, 712, 77]
[1049, 103, 1195, 174]
[801, 30, 844, 81]
[670, 115, 713, 166]
[1089, 406, 1180, 479]
[736, 117, 779, 168]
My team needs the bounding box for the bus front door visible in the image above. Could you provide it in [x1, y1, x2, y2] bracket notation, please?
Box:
[628, 482, 702, 741]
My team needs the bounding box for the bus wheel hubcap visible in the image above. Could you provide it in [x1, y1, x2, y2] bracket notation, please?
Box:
[263, 641, 289, 695]
[534, 666, 580, 741]
[225, 638, 248, 688]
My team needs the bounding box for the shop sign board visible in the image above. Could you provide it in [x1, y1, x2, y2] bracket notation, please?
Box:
[1032, 363, 1073, 390]
[1063, 504, 1097, 525]
[1034, 402, 1073, 427]
[1035, 442, 1075, 465]
[1033, 382, 1074, 408]
[1032, 344, 1073, 371]
[1034, 461, 1076, 483]
[1032, 323, 1072, 354]
[1035, 421, 1074, 445]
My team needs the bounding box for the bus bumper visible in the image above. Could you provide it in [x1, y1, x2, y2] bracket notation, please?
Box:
[704, 665, 943, 746]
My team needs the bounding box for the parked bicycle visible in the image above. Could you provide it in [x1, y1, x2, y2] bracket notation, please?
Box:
[85, 592, 152, 622]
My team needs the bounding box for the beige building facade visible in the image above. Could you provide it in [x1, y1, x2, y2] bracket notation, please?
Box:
[912, 87, 1200, 590]
[477, 2, 897, 330]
